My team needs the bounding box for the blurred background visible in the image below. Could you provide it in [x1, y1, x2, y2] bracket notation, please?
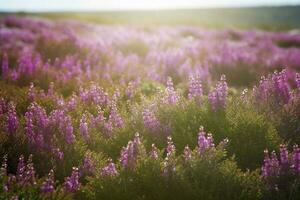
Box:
[1, 0, 300, 30]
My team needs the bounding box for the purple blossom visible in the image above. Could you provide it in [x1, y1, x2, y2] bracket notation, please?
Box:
[296, 73, 300, 90]
[292, 145, 300, 174]
[79, 114, 89, 141]
[109, 102, 124, 129]
[149, 144, 159, 160]
[16, 155, 25, 183]
[163, 77, 179, 104]
[2, 53, 9, 77]
[81, 152, 95, 175]
[162, 136, 176, 177]
[23, 155, 36, 185]
[120, 133, 143, 169]
[197, 126, 215, 155]
[183, 145, 192, 162]
[208, 75, 228, 111]
[142, 108, 161, 133]
[63, 167, 80, 193]
[41, 169, 55, 194]
[188, 74, 203, 100]
[101, 158, 118, 177]
[5, 102, 19, 135]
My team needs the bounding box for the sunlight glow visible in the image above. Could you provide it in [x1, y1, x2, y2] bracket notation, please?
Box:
[0, 0, 299, 11]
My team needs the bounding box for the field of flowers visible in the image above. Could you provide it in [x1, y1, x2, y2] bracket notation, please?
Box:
[0, 15, 300, 200]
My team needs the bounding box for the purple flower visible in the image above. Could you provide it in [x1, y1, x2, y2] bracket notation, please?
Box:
[163, 77, 179, 104]
[197, 126, 214, 155]
[188, 74, 203, 100]
[101, 158, 118, 177]
[63, 167, 80, 193]
[16, 155, 25, 183]
[41, 169, 55, 194]
[142, 108, 161, 133]
[296, 73, 300, 90]
[149, 144, 159, 160]
[5, 102, 18, 135]
[208, 75, 228, 111]
[292, 145, 300, 174]
[27, 82, 36, 102]
[162, 136, 176, 177]
[2, 53, 9, 78]
[261, 150, 280, 178]
[0, 155, 8, 177]
[81, 152, 95, 175]
[183, 145, 192, 162]
[23, 155, 36, 185]
[120, 133, 143, 169]
[109, 102, 124, 129]
[79, 114, 89, 141]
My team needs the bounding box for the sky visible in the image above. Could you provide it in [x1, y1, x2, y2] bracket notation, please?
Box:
[0, 0, 300, 12]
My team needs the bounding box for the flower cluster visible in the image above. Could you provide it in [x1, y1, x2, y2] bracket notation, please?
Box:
[262, 144, 300, 189]
[208, 75, 228, 111]
[163, 77, 180, 104]
[197, 126, 215, 155]
[101, 158, 118, 177]
[188, 74, 203, 101]
[120, 133, 145, 169]
[63, 167, 80, 193]
[142, 108, 161, 133]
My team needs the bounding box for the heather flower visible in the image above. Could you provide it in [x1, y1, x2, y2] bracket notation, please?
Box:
[208, 75, 228, 111]
[188, 74, 203, 100]
[101, 158, 118, 177]
[63, 167, 80, 193]
[41, 169, 55, 194]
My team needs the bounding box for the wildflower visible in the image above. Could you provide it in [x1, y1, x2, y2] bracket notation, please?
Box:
[101, 158, 118, 177]
[41, 169, 55, 194]
[183, 145, 192, 162]
[79, 114, 89, 141]
[142, 108, 161, 133]
[188, 74, 203, 100]
[208, 75, 228, 111]
[5, 102, 18, 135]
[63, 167, 80, 193]
[149, 144, 159, 160]
[163, 77, 179, 104]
